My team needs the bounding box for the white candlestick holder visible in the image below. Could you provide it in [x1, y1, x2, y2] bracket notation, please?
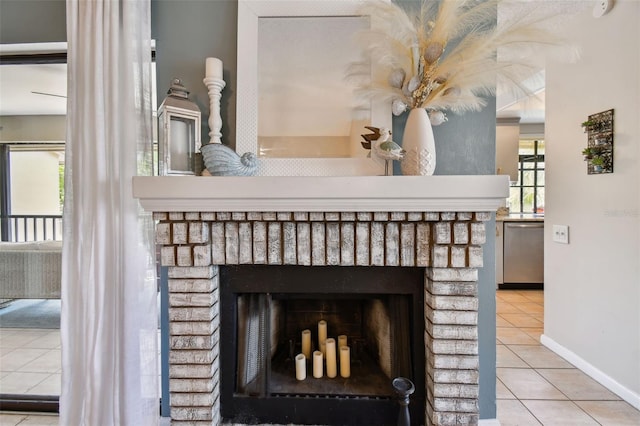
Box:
[203, 77, 226, 144]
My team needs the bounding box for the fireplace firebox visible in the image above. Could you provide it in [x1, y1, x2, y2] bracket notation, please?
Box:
[220, 266, 426, 425]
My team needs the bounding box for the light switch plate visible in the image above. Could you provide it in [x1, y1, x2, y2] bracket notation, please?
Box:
[553, 225, 569, 244]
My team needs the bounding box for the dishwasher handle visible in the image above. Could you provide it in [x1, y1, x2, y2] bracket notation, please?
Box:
[505, 223, 544, 229]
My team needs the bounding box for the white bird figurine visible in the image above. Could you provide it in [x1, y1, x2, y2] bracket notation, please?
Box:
[370, 127, 405, 176]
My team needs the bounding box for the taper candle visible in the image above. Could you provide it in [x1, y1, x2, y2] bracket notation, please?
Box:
[340, 346, 351, 378]
[203, 61, 226, 145]
[313, 351, 323, 378]
[338, 334, 347, 349]
[205, 57, 223, 80]
[318, 320, 327, 349]
[301, 329, 311, 359]
[295, 353, 306, 380]
[325, 338, 337, 378]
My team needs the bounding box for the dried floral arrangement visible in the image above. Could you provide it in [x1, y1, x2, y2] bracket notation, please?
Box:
[348, 0, 574, 122]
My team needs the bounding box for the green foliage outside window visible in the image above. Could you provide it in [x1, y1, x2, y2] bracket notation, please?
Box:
[59, 163, 65, 212]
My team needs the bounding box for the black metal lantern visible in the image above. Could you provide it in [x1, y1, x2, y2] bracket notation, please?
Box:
[157, 78, 201, 175]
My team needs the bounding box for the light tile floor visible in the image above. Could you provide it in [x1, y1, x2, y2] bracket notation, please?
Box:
[0, 329, 61, 396]
[0, 412, 59, 426]
[2, 290, 640, 425]
[496, 289, 640, 425]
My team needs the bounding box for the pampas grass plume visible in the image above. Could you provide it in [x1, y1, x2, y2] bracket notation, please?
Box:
[348, 0, 577, 116]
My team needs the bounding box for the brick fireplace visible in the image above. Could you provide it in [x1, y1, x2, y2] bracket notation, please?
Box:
[133, 175, 508, 426]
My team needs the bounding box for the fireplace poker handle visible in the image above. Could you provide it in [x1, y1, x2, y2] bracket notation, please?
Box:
[393, 377, 415, 426]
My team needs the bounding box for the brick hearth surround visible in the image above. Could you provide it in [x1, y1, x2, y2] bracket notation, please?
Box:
[155, 210, 489, 426]
[133, 175, 508, 426]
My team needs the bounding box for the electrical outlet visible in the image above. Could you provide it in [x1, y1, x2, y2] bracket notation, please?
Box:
[553, 225, 569, 244]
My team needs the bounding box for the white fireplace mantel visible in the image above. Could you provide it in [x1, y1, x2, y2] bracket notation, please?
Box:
[132, 175, 509, 212]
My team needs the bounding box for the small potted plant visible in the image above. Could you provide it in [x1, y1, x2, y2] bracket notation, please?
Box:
[581, 120, 596, 132]
[582, 147, 594, 160]
[590, 155, 605, 172]
[582, 146, 604, 160]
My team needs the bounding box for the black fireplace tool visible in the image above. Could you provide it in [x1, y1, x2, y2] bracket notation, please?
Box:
[393, 377, 415, 426]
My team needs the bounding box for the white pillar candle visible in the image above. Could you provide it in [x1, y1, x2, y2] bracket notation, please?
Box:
[318, 320, 327, 349]
[325, 338, 337, 378]
[301, 329, 311, 359]
[295, 353, 306, 381]
[340, 346, 351, 378]
[313, 351, 323, 378]
[205, 57, 223, 80]
[338, 334, 347, 349]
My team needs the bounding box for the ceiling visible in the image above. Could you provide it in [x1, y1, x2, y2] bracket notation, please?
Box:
[496, 89, 545, 124]
[495, 69, 546, 124]
[0, 63, 68, 116]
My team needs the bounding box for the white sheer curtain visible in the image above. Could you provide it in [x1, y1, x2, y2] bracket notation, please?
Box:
[61, 0, 158, 424]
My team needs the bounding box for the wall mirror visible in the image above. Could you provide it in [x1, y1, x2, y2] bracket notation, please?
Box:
[237, 0, 391, 176]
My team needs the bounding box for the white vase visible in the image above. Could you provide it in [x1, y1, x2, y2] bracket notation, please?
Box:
[401, 108, 436, 176]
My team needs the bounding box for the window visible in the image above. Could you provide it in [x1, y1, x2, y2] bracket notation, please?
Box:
[4, 144, 65, 241]
[509, 140, 544, 214]
[0, 59, 67, 242]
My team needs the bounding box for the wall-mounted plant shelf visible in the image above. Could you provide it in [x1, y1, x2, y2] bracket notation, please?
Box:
[582, 109, 614, 174]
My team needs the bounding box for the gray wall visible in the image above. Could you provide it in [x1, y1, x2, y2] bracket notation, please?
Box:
[0, 116, 66, 141]
[434, 106, 498, 421]
[3, 0, 498, 419]
[152, 0, 238, 147]
[0, 0, 66, 43]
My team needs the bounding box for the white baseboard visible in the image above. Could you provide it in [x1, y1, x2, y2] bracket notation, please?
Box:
[479, 419, 500, 426]
[541, 334, 640, 411]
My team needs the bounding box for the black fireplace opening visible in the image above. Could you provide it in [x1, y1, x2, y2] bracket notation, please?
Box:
[220, 266, 426, 426]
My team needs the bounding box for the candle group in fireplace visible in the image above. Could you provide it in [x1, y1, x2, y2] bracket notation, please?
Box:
[318, 320, 327, 354]
[295, 354, 306, 380]
[338, 334, 347, 349]
[295, 320, 350, 381]
[340, 346, 351, 378]
[301, 329, 311, 359]
[325, 338, 337, 378]
[313, 351, 323, 378]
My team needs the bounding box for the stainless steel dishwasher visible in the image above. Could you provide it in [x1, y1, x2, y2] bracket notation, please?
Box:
[502, 221, 544, 288]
